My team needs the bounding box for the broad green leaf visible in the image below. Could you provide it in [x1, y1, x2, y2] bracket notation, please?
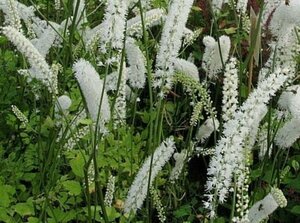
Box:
[106, 207, 121, 222]
[14, 202, 34, 216]
[70, 153, 85, 177]
[0, 185, 15, 207]
[224, 27, 237, 35]
[0, 207, 11, 222]
[78, 118, 93, 125]
[290, 205, 300, 215]
[28, 217, 39, 223]
[174, 205, 191, 218]
[62, 180, 82, 196]
[0, 192, 10, 208]
[291, 160, 299, 172]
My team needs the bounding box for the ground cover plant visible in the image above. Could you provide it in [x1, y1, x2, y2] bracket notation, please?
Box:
[1, 0, 300, 222]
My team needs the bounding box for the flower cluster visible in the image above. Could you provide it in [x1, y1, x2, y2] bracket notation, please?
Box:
[1, 26, 55, 93]
[202, 35, 231, 79]
[124, 137, 175, 213]
[248, 188, 287, 223]
[11, 105, 28, 127]
[276, 85, 300, 148]
[73, 59, 111, 132]
[104, 175, 116, 207]
[222, 57, 238, 123]
[205, 68, 289, 217]
[125, 37, 146, 89]
[154, 0, 194, 92]
[150, 187, 166, 223]
[127, 8, 165, 38]
[196, 118, 219, 142]
[170, 149, 188, 182]
[99, 0, 128, 53]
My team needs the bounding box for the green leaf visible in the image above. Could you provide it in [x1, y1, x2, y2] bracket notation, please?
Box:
[291, 160, 299, 172]
[174, 205, 191, 218]
[290, 205, 300, 215]
[28, 217, 39, 223]
[78, 118, 93, 125]
[0, 192, 10, 208]
[191, 6, 202, 12]
[70, 153, 85, 177]
[106, 207, 121, 222]
[62, 180, 82, 196]
[14, 202, 34, 216]
[0, 207, 11, 222]
[0, 185, 15, 207]
[224, 27, 237, 35]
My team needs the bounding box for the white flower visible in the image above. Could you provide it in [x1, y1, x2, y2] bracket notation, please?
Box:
[0, 0, 36, 22]
[278, 85, 300, 117]
[211, 0, 228, 14]
[196, 118, 220, 142]
[112, 65, 127, 126]
[125, 37, 146, 89]
[127, 8, 165, 38]
[202, 35, 231, 79]
[205, 68, 290, 215]
[222, 57, 239, 122]
[73, 0, 87, 30]
[104, 175, 116, 207]
[262, 0, 281, 26]
[73, 59, 111, 130]
[248, 188, 287, 223]
[124, 137, 176, 213]
[11, 105, 28, 125]
[55, 0, 61, 10]
[170, 149, 188, 182]
[259, 1, 300, 81]
[3, 0, 22, 31]
[183, 28, 202, 46]
[99, 0, 128, 53]
[30, 22, 61, 57]
[55, 95, 72, 113]
[105, 71, 119, 92]
[236, 0, 248, 14]
[269, 0, 300, 40]
[154, 0, 194, 91]
[1, 26, 54, 92]
[172, 58, 199, 82]
[257, 123, 272, 161]
[129, 0, 152, 14]
[275, 118, 300, 149]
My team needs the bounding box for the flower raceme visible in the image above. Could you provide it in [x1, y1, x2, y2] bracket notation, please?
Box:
[73, 59, 110, 132]
[204, 68, 290, 217]
[124, 137, 176, 214]
[1, 26, 55, 93]
[154, 0, 194, 92]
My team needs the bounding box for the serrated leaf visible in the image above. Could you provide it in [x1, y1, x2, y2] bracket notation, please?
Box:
[62, 180, 81, 196]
